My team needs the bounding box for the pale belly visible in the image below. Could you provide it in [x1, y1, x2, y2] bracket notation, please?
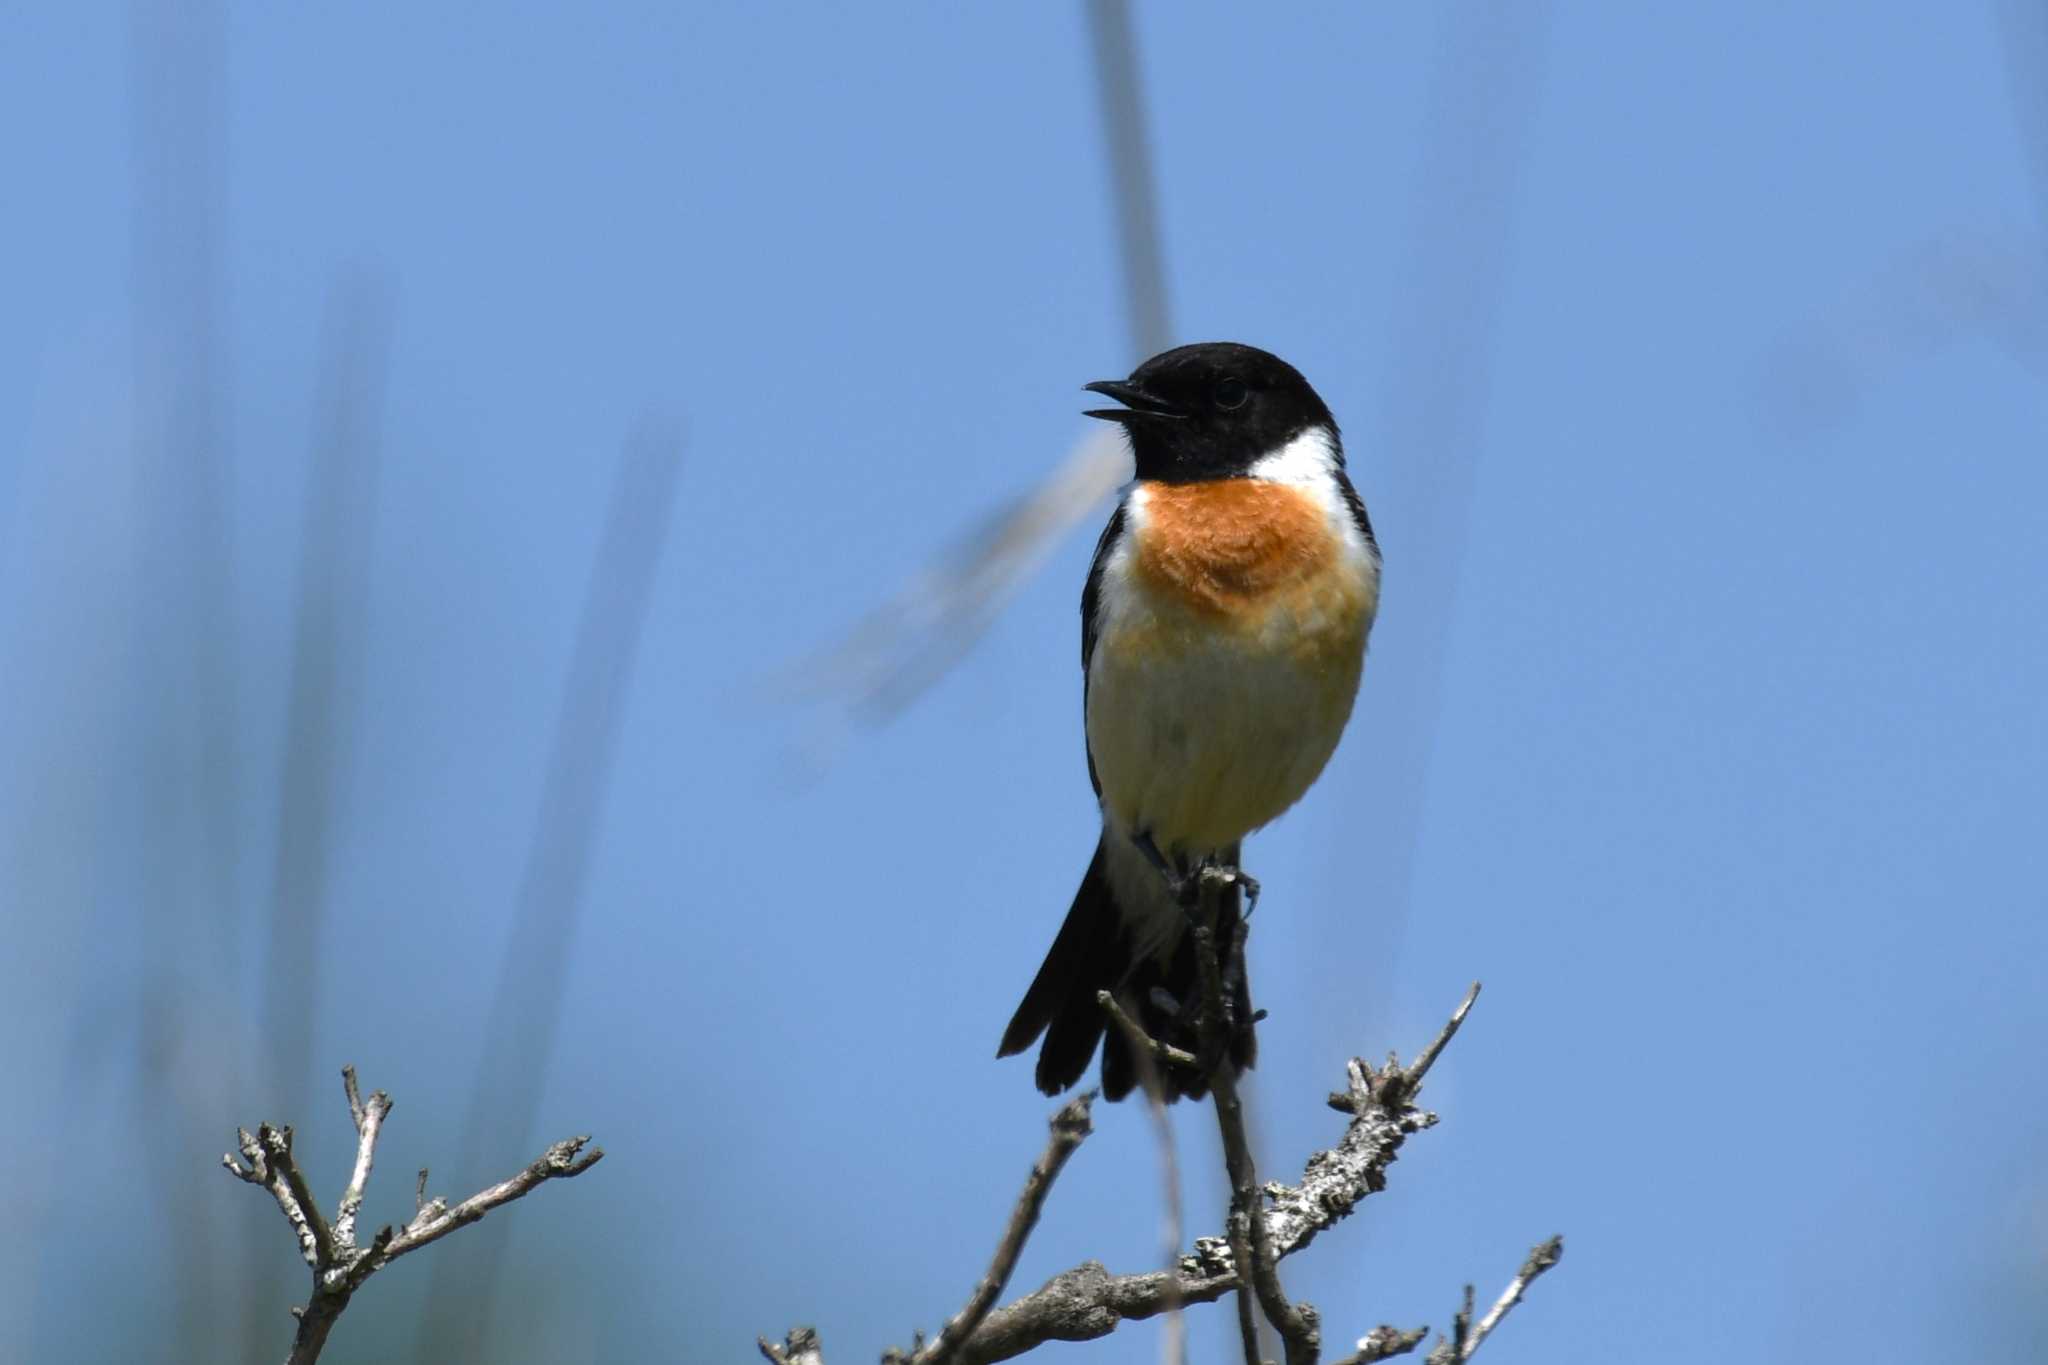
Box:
[1086, 567, 1370, 853]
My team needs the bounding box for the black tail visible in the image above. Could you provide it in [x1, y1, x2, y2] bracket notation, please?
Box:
[997, 837, 1255, 1103]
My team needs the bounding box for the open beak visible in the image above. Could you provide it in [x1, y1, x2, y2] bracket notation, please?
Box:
[1083, 379, 1187, 423]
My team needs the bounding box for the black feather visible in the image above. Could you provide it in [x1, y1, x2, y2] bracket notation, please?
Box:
[1078, 500, 1125, 797]
[999, 838, 1256, 1103]
[1335, 468, 1377, 553]
[998, 838, 1125, 1094]
[1002, 468, 1272, 1102]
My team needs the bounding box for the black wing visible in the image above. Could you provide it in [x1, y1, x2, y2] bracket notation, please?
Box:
[1079, 499, 1127, 797]
[1334, 469, 1378, 556]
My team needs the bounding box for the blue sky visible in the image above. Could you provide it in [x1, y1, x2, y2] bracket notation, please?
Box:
[4, 3, 2046, 1362]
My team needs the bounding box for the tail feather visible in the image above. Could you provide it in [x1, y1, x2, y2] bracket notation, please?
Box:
[1000, 837, 1256, 1103]
[998, 840, 1126, 1094]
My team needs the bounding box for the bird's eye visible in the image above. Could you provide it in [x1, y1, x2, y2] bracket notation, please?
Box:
[1214, 377, 1249, 410]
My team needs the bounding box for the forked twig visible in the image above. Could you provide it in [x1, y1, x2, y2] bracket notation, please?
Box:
[1423, 1238, 1565, 1365]
[765, 956, 1560, 1365]
[904, 1094, 1097, 1365]
[222, 1066, 603, 1365]
[1189, 886, 1317, 1365]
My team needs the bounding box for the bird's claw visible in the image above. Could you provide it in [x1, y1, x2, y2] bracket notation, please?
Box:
[1128, 831, 1259, 918]
[1202, 864, 1260, 919]
[1131, 830, 1197, 906]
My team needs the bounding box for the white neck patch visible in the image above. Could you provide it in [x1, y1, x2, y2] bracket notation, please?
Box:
[1247, 424, 1342, 488]
[1244, 424, 1376, 561]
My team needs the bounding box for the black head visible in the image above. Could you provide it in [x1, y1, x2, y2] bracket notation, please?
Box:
[1083, 342, 1338, 482]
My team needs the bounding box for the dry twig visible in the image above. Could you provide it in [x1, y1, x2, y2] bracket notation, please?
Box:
[1099, 989, 1201, 1074]
[1092, 989, 1193, 1365]
[901, 1094, 1098, 1365]
[759, 1328, 827, 1365]
[1187, 877, 1316, 1365]
[222, 1064, 603, 1365]
[765, 963, 1556, 1365]
[1422, 1238, 1566, 1365]
[1332, 1324, 1432, 1365]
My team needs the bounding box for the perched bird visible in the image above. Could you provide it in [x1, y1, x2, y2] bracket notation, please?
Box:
[998, 343, 1381, 1101]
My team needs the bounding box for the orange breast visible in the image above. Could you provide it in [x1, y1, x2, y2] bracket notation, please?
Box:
[1132, 479, 1338, 617]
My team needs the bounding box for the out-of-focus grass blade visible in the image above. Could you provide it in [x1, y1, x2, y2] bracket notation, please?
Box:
[785, 427, 1128, 733]
[261, 272, 393, 1142]
[1087, 0, 1173, 361]
[1761, 230, 2048, 433]
[1999, 0, 2048, 240]
[415, 420, 684, 1364]
[783, 0, 1165, 751]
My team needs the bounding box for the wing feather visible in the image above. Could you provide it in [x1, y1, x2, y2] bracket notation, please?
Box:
[1079, 498, 1128, 797]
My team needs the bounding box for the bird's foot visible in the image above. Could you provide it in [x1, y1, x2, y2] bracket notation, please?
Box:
[1131, 830, 1199, 908]
[1129, 833, 1261, 918]
[1141, 975, 1262, 1085]
[1198, 863, 1261, 919]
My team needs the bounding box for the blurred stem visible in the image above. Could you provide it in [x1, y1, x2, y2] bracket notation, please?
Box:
[1086, 0, 1173, 359]
[414, 421, 683, 1362]
[261, 276, 393, 1127]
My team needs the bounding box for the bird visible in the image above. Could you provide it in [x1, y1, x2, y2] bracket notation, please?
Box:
[997, 342, 1381, 1102]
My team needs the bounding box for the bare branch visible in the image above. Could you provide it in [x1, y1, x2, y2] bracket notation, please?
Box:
[237, 1123, 326, 1270]
[1097, 989, 1201, 1073]
[1192, 896, 1317, 1365]
[1432, 1285, 1476, 1365]
[1333, 1324, 1431, 1364]
[333, 1067, 391, 1251]
[943, 976, 1481, 1365]
[765, 965, 1560, 1365]
[908, 1094, 1096, 1365]
[759, 1328, 826, 1365]
[270, 1125, 337, 1269]
[380, 1135, 602, 1263]
[224, 1065, 603, 1365]
[1229, 1275, 1264, 1365]
[1406, 983, 1480, 1089]
[1424, 1238, 1564, 1364]
[1091, 989, 1193, 1365]
[342, 1064, 368, 1133]
[957, 1261, 1239, 1365]
[1267, 983, 1492, 1269]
